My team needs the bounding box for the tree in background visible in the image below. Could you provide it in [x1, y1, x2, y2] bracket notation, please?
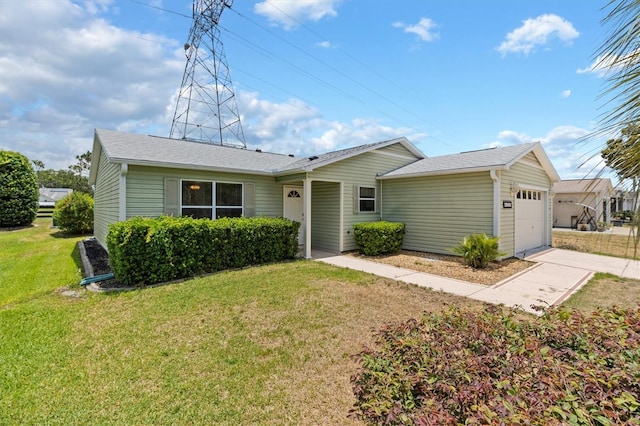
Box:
[595, 0, 639, 258]
[69, 151, 91, 178]
[0, 151, 39, 227]
[34, 151, 93, 195]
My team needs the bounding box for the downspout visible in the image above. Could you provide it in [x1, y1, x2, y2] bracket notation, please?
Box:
[119, 163, 128, 221]
[490, 169, 501, 240]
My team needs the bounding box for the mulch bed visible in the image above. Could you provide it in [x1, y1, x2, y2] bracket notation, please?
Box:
[81, 239, 129, 290]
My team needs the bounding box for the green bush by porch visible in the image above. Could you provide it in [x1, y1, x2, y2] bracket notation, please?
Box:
[107, 216, 300, 286]
[353, 221, 406, 256]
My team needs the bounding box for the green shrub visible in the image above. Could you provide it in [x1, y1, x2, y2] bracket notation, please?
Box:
[0, 151, 39, 227]
[353, 221, 406, 256]
[449, 233, 506, 268]
[351, 305, 640, 425]
[106, 216, 300, 286]
[52, 192, 94, 234]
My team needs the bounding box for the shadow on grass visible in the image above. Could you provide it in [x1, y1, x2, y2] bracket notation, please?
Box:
[71, 241, 84, 274]
[49, 229, 92, 239]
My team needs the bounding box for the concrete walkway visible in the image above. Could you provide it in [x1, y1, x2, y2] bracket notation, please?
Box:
[315, 248, 639, 315]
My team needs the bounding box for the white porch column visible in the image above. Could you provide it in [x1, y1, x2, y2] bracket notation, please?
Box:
[490, 170, 501, 238]
[303, 178, 312, 259]
[119, 163, 128, 221]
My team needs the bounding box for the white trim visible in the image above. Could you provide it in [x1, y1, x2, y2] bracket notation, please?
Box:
[339, 181, 344, 252]
[303, 178, 312, 259]
[119, 163, 128, 221]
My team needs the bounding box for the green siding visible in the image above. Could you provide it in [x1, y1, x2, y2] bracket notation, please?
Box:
[125, 166, 283, 219]
[309, 145, 416, 251]
[93, 150, 120, 248]
[500, 160, 553, 256]
[382, 173, 494, 255]
[311, 181, 340, 251]
[377, 143, 421, 159]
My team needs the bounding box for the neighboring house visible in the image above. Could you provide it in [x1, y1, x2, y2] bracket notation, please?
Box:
[612, 188, 637, 214]
[39, 188, 73, 207]
[89, 129, 560, 259]
[552, 179, 614, 229]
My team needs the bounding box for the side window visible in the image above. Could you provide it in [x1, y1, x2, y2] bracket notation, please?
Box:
[215, 182, 243, 218]
[359, 186, 376, 212]
[182, 181, 213, 219]
[180, 180, 243, 219]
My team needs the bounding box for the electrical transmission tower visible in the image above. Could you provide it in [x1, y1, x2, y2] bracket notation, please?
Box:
[170, 0, 246, 147]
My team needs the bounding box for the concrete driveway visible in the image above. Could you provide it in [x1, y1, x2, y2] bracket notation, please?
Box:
[315, 248, 639, 315]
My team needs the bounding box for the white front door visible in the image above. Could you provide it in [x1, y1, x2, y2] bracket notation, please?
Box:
[283, 186, 304, 244]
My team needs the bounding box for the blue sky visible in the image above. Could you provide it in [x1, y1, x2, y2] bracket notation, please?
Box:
[0, 0, 618, 181]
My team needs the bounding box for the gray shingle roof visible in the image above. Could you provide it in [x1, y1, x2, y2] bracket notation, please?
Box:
[94, 129, 300, 175]
[380, 142, 552, 178]
[93, 130, 424, 177]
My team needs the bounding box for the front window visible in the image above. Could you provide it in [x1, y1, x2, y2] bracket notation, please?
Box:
[181, 180, 243, 219]
[359, 186, 376, 212]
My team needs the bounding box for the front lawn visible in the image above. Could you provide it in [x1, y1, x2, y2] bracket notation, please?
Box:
[1, 220, 637, 424]
[0, 219, 85, 306]
[1, 220, 487, 425]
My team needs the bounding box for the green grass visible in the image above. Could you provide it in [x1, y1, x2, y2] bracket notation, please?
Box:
[0, 219, 85, 306]
[1, 221, 637, 424]
[1, 220, 488, 425]
[562, 272, 640, 313]
[553, 230, 639, 259]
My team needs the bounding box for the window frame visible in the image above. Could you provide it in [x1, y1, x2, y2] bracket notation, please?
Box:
[180, 179, 244, 219]
[358, 185, 377, 213]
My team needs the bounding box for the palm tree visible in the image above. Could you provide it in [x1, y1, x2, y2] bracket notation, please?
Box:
[594, 0, 639, 258]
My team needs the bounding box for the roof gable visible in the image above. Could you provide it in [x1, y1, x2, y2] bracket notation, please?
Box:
[276, 137, 425, 174]
[380, 142, 560, 181]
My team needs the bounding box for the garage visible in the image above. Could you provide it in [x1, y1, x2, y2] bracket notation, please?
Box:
[515, 189, 545, 253]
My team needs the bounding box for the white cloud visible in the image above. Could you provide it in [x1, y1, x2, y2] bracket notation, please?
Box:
[490, 126, 612, 180]
[577, 51, 636, 77]
[317, 41, 335, 49]
[0, 0, 183, 169]
[237, 92, 424, 155]
[254, 0, 340, 30]
[561, 89, 571, 98]
[393, 17, 439, 43]
[497, 14, 579, 56]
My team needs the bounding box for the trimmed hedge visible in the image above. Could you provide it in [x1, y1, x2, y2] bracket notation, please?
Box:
[52, 192, 94, 234]
[351, 305, 640, 425]
[353, 221, 406, 256]
[0, 150, 39, 227]
[106, 216, 300, 286]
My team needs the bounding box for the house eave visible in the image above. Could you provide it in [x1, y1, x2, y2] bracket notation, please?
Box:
[105, 157, 278, 176]
[378, 165, 504, 180]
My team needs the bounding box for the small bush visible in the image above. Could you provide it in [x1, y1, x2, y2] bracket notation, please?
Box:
[351, 305, 640, 425]
[106, 216, 300, 286]
[0, 151, 39, 227]
[52, 192, 94, 234]
[450, 233, 506, 268]
[353, 221, 406, 256]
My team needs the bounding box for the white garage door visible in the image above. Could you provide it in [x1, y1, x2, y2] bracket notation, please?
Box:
[515, 189, 545, 253]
